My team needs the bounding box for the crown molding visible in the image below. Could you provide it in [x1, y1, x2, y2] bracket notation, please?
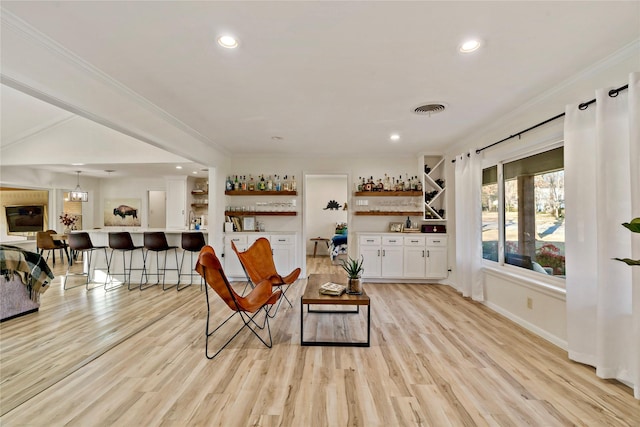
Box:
[0, 8, 230, 158]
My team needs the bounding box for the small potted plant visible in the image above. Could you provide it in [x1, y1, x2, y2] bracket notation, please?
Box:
[614, 218, 640, 266]
[340, 255, 364, 295]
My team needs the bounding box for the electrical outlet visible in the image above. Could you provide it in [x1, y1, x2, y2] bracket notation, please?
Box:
[527, 297, 533, 309]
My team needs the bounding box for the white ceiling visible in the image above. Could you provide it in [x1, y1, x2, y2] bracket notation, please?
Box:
[1, 1, 639, 177]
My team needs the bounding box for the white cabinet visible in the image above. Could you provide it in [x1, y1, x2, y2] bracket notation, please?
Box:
[403, 236, 426, 278]
[360, 235, 381, 278]
[223, 234, 248, 278]
[381, 236, 403, 278]
[358, 233, 448, 281]
[223, 233, 296, 280]
[425, 236, 448, 279]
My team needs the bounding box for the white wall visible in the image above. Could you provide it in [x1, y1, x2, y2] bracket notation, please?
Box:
[305, 175, 348, 255]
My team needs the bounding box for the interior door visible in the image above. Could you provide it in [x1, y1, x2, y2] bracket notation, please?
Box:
[148, 190, 166, 228]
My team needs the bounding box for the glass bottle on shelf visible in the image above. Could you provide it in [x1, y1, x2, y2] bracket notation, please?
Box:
[267, 175, 273, 191]
[241, 176, 247, 191]
[291, 175, 297, 191]
[248, 175, 256, 191]
[226, 176, 233, 191]
[234, 175, 240, 190]
[258, 175, 266, 191]
[283, 175, 290, 191]
[383, 174, 391, 191]
[275, 175, 282, 191]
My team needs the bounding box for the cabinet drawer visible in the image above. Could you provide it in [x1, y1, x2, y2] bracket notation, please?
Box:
[382, 236, 403, 246]
[270, 235, 293, 245]
[427, 236, 447, 246]
[404, 236, 426, 246]
[226, 235, 248, 245]
[360, 236, 381, 246]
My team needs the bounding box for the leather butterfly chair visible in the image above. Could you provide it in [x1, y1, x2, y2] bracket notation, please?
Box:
[195, 245, 281, 359]
[231, 237, 300, 315]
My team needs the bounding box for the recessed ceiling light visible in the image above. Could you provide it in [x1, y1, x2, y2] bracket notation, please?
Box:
[390, 134, 400, 142]
[192, 171, 198, 175]
[217, 35, 239, 49]
[71, 163, 85, 166]
[176, 166, 183, 169]
[459, 39, 481, 53]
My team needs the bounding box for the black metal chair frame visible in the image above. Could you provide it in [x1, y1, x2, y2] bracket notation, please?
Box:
[106, 232, 144, 292]
[177, 232, 206, 292]
[201, 263, 275, 359]
[64, 233, 109, 291]
[141, 232, 180, 291]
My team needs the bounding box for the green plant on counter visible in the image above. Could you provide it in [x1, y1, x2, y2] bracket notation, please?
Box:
[614, 218, 640, 266]
[340, 256, 364, 279]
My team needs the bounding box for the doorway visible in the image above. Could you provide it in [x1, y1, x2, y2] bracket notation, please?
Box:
[304, 174, 348, 274]
[148, 190, 166, 228]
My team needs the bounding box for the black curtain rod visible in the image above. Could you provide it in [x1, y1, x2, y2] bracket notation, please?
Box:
[451, 83, 629, 163]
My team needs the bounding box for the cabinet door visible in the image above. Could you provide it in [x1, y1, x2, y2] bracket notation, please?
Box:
[360, 246, 381, 278]
[224, 235, 248, 278]
[166, 177, 187, 228]
[425, 246, 447, 279]
[403, 246, 426, 278]
[381, 246, 403, 278]
[270, 235, 295, 274]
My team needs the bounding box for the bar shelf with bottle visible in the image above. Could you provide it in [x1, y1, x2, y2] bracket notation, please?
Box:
[354, 211, 423, 216]
[354, 191, 422, 197]
[225, 190, 297, 196]
[224, 210, 297, 217]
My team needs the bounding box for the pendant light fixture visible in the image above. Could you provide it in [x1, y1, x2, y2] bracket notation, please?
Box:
[69, 171, 88, 202]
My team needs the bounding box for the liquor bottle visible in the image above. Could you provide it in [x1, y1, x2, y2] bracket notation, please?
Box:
[404, 174, 411, 191]
[241, 176, 247, 191]
[283, 175, 290, 191]
[356, 177, 363, 192]
[291, 175, 297, 191]
[226, 176, 233, 191]
[383, 174, 391, 191]
[416, 178, 423, 192]
[248, 175, 256, 191]
[267, 175, 273, 191]
[406, 216, 412, 229]
[234, 175, 240, 191]
[275, 175, 282, 192]
[364, 176, 373, 192]
[258, 175, 266, 191]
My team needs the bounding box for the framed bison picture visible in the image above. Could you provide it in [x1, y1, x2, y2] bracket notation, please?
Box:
[104, 198, 141, 227]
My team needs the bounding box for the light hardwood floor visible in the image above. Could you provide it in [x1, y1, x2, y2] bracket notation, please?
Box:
[1, 255, 638, 426]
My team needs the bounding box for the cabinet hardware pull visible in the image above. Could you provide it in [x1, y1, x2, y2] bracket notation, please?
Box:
[390, 239, 396, 242]
[433, 240, 440, 243]
[278, 239, 285, 242]
[382, 250, 386, 256]
[377, 250, 380, 256]
[427, 250, 430, 257]
[411, 240, 418, 243]
[422, 250, 425, 257]
[367, 239, 374, 243]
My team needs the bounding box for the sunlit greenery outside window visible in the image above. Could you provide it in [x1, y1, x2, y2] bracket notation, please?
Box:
[482, 147, 565, 278]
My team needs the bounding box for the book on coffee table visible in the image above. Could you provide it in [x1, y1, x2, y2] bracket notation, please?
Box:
[319, 282, 346, 296]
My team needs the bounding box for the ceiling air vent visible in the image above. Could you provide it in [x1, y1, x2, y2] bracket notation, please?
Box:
[413, 103, 446, 116]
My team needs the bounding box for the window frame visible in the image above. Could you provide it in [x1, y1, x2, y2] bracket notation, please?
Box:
[481, 140, 567, 290]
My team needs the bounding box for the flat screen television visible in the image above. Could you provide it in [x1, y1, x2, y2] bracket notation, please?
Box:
[4, 205, 46, 233]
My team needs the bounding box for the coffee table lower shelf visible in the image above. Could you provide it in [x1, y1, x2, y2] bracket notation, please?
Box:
[300, 274, 371, 347]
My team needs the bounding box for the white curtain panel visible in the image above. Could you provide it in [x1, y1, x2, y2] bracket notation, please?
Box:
[454, 151, 484, 301]
[565, 72, 639, 399]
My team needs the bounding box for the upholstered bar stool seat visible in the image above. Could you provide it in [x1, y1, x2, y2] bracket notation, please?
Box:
[177, 231, 206, 291]
[64, 232, 109, 290]
[107, 232, 144, 291]
[141, 232, 179, 291]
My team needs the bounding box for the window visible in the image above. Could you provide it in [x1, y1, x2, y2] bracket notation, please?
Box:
[482, 147, 565, 278]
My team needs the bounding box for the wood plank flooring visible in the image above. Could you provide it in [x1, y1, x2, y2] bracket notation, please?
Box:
[1, 255, 638, 426]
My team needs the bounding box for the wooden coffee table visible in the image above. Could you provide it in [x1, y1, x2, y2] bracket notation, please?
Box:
[300, 274, 370, 347]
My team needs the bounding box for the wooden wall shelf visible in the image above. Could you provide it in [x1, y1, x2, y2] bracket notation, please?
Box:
[354, 191, 422, 197]
[224, 211, 297, 217]
[354, 211, 423, 216]
[225, 190, 297, 196]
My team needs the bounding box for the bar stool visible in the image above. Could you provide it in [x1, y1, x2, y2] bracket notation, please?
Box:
[64, 232, 109, 290]
[141, 231, 179, 291]
[177, 231, 206, 291]
[107, 232, 144, 291]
